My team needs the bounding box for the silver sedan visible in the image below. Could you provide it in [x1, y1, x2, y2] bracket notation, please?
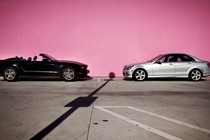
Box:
[123, 53, 210, 81]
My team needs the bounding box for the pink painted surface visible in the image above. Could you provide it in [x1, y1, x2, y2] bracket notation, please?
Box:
[0, 0, 210, 76]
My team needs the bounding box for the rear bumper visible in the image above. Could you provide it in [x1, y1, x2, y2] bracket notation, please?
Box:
[203, 67, 210, 77]
[203, 72, 210, 77]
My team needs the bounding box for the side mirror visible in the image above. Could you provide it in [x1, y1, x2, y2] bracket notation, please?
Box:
[156, 61, 161, 64]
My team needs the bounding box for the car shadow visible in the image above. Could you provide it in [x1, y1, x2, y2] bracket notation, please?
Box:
[1, 76, 93, 82]
[30, 72, 115, 140]
[123, 77, 207, 82]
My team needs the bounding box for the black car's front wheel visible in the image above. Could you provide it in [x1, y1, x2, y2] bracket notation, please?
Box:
[61, 67, 77, 81]
[133, 69, 147, 81]
[3, 67, 19, 81]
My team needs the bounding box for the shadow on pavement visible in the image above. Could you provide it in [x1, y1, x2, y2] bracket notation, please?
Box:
[1, 76, 93, 82]
[123, 77, 207, 82]
[30, 73, 115, 140]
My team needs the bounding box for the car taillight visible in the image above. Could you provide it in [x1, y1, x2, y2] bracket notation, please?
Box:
[207, 62, 210, 68]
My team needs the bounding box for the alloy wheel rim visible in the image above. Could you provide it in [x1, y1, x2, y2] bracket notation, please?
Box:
[5, 69, 16, 80]
[63, 69, 74, 80]
[135, 70, 146, 81]
[191, 70, 201, 81]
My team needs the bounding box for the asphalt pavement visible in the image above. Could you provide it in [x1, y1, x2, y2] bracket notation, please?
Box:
[0, 77, 210, 140]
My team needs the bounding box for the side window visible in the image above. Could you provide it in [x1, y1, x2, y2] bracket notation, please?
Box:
[158, 56, 166, 63]
[167, 55, 175, 62]
[176, 56, 182, 62]
[159, 55, 175, 63]
[180, 55, 195, 62]
[168, 55, 183, 62]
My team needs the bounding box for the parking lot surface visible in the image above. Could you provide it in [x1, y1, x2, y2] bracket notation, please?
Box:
[0, 77, 210, 140]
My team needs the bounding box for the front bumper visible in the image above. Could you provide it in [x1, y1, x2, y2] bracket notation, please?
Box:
[123, 69, 133, 79]
[79, 69, 90, 77]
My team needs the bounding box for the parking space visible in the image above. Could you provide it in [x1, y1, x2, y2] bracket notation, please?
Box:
[0, 77, 210, 140]
[93, 106, 210, 140]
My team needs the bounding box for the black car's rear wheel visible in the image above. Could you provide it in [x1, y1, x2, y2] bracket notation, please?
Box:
[133, 69, 147, 81]
[61, 67, 77, 81]
[3, 67, 19, 81]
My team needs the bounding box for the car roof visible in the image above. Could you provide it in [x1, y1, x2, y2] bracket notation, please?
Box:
[164, 53, 189, 56]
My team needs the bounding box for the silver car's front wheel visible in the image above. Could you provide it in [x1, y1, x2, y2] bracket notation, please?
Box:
[133, 69, 147, 81]
[61, 67, 77, 81]
[189, 69, 202, 81]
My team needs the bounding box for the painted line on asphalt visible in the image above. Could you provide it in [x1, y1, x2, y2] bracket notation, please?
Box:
[127, 106, 210, 134]
[95, 106, 182, 140]
[97, 106, 210, 134]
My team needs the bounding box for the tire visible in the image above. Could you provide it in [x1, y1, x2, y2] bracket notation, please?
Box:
[61, 67, 77, 81]
[3, 67, 19, 81]
[132, 69, 147, 81]
[189, 69, 202, 81]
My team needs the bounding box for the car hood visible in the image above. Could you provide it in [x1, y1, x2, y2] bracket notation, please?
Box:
[57, 60, 87, 66]
[125, 61, 151, 67]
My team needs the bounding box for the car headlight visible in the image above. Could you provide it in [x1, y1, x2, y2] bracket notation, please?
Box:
[124, 66, 133, 70]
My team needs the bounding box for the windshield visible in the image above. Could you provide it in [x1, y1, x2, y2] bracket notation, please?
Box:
[40, 54, 58, 61]
[47, 55, 57, 61]
[147, 54, 163, 62]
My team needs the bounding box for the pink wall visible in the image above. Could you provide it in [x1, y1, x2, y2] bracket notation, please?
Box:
[0, 0, 210, 76]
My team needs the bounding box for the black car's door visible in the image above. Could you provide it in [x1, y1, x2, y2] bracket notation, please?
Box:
[21, 60, 59, 76]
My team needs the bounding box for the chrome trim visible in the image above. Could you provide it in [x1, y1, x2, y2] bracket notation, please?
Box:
[23, 70, 58, 74]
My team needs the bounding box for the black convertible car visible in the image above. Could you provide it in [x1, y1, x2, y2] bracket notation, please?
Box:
[0, 53, 89, 81]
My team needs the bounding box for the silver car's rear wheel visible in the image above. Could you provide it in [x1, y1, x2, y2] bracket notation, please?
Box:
[61, 67, 77, 81]
[133, 69, 147, 81]
[3, 67, 18, 81]
[189, 69, 202, 81]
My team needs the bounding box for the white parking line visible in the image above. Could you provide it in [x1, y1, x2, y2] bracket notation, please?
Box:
[97, 106, 210, 134]
[127, 106, 210, 134]
[95, 106, 182, 140]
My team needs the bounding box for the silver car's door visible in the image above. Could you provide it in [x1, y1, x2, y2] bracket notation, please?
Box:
[174, 62, 192, 76]
[152, 62, 175, 77]
[174, 54, 195, 77]
[152, 55, 175, 77]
